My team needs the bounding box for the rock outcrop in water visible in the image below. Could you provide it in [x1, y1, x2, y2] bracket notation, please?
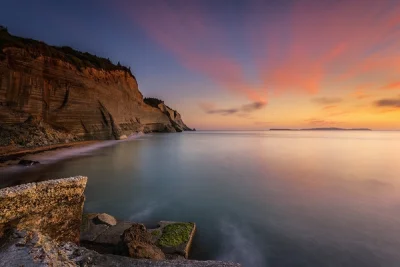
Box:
[0, 230, 241, 267]
[0, 27, 192, 149]
[81, 213, 196, 260]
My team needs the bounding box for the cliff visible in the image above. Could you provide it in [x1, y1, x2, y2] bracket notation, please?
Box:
[0, 27, 192, 148]
[144, 98, 193, 132]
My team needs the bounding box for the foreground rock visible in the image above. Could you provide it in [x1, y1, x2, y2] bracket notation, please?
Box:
[81, 214, 196, 259]
[97, 213, 117, 226]
[0, 176, 87, 243]
[80, 213, 132, 255]
[150, 221, 196, 259]
[0, 229, 241, 267]
[123, 223, 165, 260]
[0, 177, 241, 266]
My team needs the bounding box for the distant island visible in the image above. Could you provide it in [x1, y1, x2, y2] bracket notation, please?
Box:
[270, 127, 372, 131]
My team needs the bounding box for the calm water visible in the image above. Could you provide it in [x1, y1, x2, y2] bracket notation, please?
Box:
[2, 131, 400, 267]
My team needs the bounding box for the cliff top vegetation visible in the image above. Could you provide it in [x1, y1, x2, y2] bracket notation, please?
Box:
[0, 26, 135, 78]
[143, 97, 165, 107]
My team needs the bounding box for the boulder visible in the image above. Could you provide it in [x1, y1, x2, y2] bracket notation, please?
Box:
[18, 159, 40, 166]
[96, 213, 117, 226]
[150, 221, 196, 259]
[80, 213, 110, 242]
[118, 135, 128, 140]
[80, 213, 133, 255]
[122, 223, 166, 260]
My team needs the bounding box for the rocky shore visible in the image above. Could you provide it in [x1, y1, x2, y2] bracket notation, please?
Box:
[0, 26, 234, 267]
[0, 176, 241, 266]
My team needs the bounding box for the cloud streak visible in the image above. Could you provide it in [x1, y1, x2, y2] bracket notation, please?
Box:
[305, 118, 342, 126]
[200, 101, 266, 116]
[312, 97, 343, 105]
[375, 96, 400, 108]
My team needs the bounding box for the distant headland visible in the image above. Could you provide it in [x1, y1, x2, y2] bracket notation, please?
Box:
[270, 127, 372, 131]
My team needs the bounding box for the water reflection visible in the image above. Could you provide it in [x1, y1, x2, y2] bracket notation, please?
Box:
[2, 131, 400, 267]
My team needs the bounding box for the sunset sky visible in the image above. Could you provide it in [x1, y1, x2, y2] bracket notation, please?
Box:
[1, 0, 400, 130]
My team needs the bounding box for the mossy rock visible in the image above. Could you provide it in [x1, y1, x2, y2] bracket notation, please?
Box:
[158, 222, 194, 248]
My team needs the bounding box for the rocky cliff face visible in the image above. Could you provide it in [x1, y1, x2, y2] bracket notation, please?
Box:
[144, 98, 193, 132]
[0, 27, 192, 147]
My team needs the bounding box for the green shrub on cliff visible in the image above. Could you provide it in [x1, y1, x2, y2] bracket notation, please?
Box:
[143, 97, 164, 108]
[0, 26, 135, 78]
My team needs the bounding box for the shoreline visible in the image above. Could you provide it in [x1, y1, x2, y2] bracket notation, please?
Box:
[0, 141, 100, 168]
[0, 133, 146, 170]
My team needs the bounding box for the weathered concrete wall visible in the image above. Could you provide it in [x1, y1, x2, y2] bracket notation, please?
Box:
[0, 176, 87, 243]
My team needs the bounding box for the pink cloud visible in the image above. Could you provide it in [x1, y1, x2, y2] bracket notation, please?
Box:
[381, 82, 400, 90]
[120, 0, 400, 102]
[248, 0, 400, 95]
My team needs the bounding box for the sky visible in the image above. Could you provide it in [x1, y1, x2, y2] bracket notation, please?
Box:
[1, 0, 400, 130]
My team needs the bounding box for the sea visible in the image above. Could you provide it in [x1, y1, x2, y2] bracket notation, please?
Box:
[2, 130, 400, 267]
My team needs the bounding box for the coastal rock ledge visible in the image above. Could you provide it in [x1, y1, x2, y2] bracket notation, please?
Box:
[0, 177, 241, 267]
[0, 176, 87, 243]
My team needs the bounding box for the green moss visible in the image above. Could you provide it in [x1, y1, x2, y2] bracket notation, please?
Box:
[158, 223, 194, 247]
[151, 230, 161, 236]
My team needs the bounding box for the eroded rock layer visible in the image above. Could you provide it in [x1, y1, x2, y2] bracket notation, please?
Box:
[0, 28, 192, 147]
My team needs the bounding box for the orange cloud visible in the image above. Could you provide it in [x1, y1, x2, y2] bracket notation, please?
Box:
[381, 82, 400, 90]
[322, 105, 337, 110]
[305, 118, 342, 126]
